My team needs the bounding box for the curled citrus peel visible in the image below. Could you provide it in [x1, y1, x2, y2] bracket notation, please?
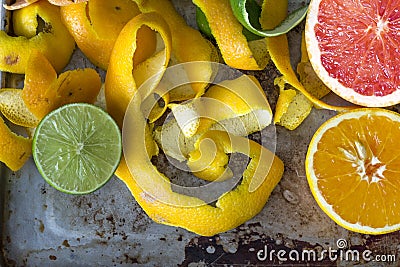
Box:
[155, 75, 273, 161]
[133, 0, 218, 98]
[196, 0, 263, 42]
[268, 34, 357, 130]
[297, 31, 330, 100]
[0, 51, 101, 127]
[0, 116, 32, 171]
[0, 0, 75, 74]
[3, 0, 39, 10]
[273, 32, 331, 130]
[61, 0, 143, 69]
[193, 0, 269, 71]
[105, 12, 172, 127]
[119, 86, 284, 235]
[154, 73, 273, 183]
[268, 35, 357, 112]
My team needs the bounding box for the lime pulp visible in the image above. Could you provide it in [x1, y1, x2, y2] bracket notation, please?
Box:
[32, 103, 122, 194]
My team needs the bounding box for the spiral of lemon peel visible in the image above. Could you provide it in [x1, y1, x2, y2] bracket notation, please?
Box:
[119, 87, 284, 236]
[97, 1, 285, 235]
[133, 0, 218, 99]
[105, 12, 172, 127]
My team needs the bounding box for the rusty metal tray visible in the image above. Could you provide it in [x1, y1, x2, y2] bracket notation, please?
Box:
[1, 0, 399, 266]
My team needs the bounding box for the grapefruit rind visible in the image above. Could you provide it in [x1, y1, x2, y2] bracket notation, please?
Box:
[305, 108, 400, 234]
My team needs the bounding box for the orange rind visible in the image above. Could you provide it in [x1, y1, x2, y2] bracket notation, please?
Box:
[105, 12, 172, 127]
[61, 0, 143, 69]
[20, 51, 101, 121]
[133, 0, 218, 98]
[0, 0, 75, 74]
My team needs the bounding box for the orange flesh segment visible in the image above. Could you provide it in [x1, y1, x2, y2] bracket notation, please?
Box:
[315, 0, 400, 96]
[313, 113, 400, 228]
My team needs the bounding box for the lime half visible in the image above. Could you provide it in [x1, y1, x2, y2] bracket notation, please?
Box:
[32, 103, 122, 194]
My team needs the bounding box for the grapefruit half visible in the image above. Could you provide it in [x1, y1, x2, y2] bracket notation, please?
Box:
[305, 0, 400, 107]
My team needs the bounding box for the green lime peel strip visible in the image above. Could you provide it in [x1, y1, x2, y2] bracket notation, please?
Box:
[230, 0, 308, 37]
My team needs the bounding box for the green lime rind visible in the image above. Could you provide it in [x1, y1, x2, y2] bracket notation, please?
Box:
[196, 0, 263, 41]
[230, 0, 308, 37]
[32, 103, 122, 195]
[196, 7, 213, 39]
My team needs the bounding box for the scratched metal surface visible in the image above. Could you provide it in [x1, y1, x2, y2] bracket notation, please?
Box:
[1, 0, 400, 266]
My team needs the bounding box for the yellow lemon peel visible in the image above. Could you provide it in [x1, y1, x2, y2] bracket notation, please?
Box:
[296, 31, 330, 100]
[105, 12, 172, 127]
[154, 75, 273, 183]
[0, 116, 32, 171]
[273, 80, 296, 126]
[19, 51, 101, 122]
[193, 0, 269, 70]
[120, 91, 284, 236]
[268, 34, 355, 111]
[133, 0, 218, 98]
[155, 75, 272, 162]
[260, 0, 288, 30]
[0, 89, 39, 128]
[187, 136, 233, 182]
[268, 33, 356, 130]
[0, 0, 75, 74]
[61, 0, 143, 69]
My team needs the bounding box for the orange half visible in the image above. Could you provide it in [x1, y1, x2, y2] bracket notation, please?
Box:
[306, 108, 400, 234]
